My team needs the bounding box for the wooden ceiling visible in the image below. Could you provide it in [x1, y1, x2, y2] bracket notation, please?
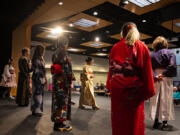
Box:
[162, 18, 180, 33]
[81, 41, 112, 48]
[110, 32, 152, 40]
[31, 0, 180, 58]
[65, 13, 112, 32]
[32, 0, 180, 25]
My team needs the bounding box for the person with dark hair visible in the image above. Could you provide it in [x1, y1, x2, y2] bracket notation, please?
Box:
[0, 58, 17, 99]
[149, 36, 177, 131]
[16, 48, 31, 106]
[174, 84, 180, 105]
[79, 57, 99, 110]
[51, 35, 75, 131]
[106, 22, 155, 135]
[31, 45, 46, 116]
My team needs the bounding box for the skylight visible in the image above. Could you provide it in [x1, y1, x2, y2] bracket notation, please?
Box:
[89, 43, 103, 47]
[175, 23, 180, 28]
[73, 18, 98, 28]
[128, 0, 160, 7]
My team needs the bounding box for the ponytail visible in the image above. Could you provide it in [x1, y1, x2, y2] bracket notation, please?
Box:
[125, 27, 140, 46]
[121, 22, 140, 46]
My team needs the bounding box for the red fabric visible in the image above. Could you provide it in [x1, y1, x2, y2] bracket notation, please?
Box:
[51, 64, 62, 74]
[106, 38, 155, 135]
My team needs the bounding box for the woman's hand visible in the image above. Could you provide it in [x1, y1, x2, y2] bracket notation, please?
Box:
[90, 75, 95, 78]
[28, 61, 32, 69]
[155, 74, 164, 82]
[67, 57, 72, 63]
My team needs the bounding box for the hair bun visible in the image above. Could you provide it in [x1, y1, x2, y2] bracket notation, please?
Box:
[86, 57, 93, 63]
[128, 24, 133, 29]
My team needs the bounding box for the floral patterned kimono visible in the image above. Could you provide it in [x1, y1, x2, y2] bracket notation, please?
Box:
[31, 57, 46, 113]
[106, 38, 155, 135]
[51, 50, 74, 123]
[16, 56, 31, 106]
[79, 65, 97, 107]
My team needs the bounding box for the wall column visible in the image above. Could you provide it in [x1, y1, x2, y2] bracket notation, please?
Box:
[11, 24, 31, 96]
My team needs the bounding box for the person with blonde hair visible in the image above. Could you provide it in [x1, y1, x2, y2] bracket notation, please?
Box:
[106, 22, 155, 135]
[149, 36, 177, 131]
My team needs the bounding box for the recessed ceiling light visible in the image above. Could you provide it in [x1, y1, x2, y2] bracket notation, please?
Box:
[106, 30, 110, 34]
[119, 0, 129, 7]
[58, 1, 63, 6]
[51, 27, 63, 35]
[102, 48, 107, 51]
[93, 11, 98, 16]
[95, 37, 100, 42]
[142, 19, 147, 23]
[74, 18, 98, 28]
[69, 23, 74, 27]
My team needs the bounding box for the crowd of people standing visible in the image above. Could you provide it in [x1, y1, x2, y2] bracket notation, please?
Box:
[0, 22, 178, 134]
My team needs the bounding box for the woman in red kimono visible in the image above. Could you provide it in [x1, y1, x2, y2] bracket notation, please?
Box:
[106, 22, 155, 135]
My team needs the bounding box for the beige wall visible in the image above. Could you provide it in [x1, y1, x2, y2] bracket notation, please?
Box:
[11, 25, 31, 96]
[43, 51, 109, 86]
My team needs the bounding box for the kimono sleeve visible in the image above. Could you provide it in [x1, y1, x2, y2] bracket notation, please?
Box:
[83, 66, 91, 80]
[22, 58, 31, 74]
[162, 52, 177, 77]
[141, 46, 156, 100]
[2, 65, 11, 82]
[106, 49, 113, 92]
[4, 65, 11, 78]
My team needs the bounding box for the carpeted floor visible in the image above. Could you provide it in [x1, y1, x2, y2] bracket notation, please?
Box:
[0, 91, 180, 135]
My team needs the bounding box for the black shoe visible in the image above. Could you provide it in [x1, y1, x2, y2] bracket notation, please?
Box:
[153, 122, 162, 129]
[18, 104, 28, 107]
[32, 112, 42, 117]
[161, 124, 173, 131]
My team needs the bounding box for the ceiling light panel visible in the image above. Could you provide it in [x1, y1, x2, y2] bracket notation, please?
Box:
[128, 0, 160, 7]
[68, 48, 80, 52]
[73, 18, 98, 28]
[89, 43, 103, 47]
[175, 23, 180, 28]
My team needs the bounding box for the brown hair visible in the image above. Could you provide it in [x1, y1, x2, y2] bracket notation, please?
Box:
[8, 58, 13, 65]
[32, 45, 45, 63]
[86, 57, 93, 63]
[22, 47, 30, 56]
[153, 36, 168, 51]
